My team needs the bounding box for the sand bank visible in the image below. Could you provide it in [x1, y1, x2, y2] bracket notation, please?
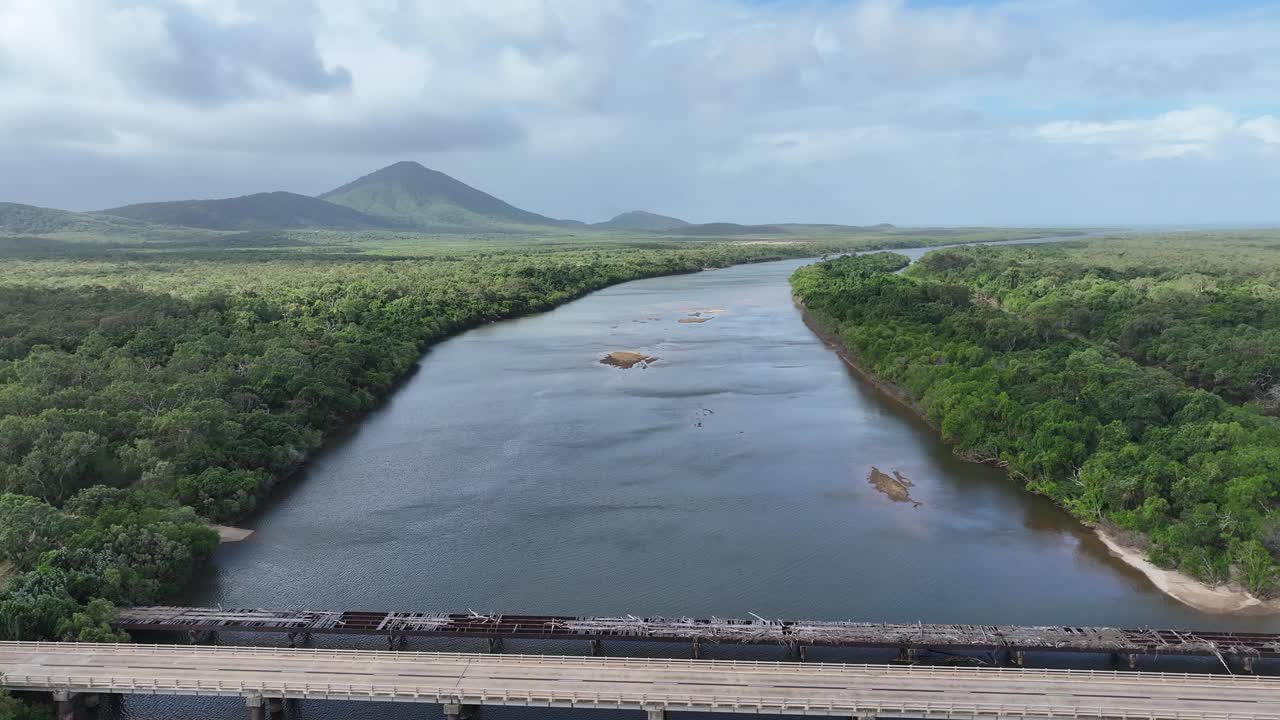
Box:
[210, 524, 255, 543]
[601, 351, 658, 369]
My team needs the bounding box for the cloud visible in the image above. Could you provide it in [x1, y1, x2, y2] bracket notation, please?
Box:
[0, 0, 1278, 224]
[1086, 54, 1255, 97]
[711, 126, 898, 173]
[0, 1, 350, 106]
[132, 2, 351, 105]
[840, 0, 1039, 82]
[1242, 116, 1280, 145]
[1034, 107, 1270, 159]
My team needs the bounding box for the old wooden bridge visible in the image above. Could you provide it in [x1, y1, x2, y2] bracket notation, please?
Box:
[114, 606, 1280, 669]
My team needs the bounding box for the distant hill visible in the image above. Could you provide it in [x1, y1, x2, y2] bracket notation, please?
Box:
[320, 161, 582, 230]
[0, 202, 148, 235]
[96, 192, 395, 231]
[668, 222, 788, 236]
[593, 210, 689, 231]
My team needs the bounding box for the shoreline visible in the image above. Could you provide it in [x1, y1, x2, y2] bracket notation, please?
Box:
[797, 301, 1280, 616]
[209, 524, 254, 543]
[1094, 528, 1280, 615]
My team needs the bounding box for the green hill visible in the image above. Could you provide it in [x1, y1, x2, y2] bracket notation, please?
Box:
[593, 210, 689, 231]
[97, 192, 396, 231]
[320, 161, 582, 230]
[0, 202, 149, 235]
[669, 222, 788, 236]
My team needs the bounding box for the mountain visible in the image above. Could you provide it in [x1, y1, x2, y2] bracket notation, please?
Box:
[320, 161, 581, 230]
[669, 222, 788, 236]
[593, 210, 689, 231]
[96, 192, 396, 231]
[0, 202, 148, 235]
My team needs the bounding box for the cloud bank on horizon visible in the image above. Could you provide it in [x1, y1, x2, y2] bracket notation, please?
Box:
[0, 0, 1277, 225]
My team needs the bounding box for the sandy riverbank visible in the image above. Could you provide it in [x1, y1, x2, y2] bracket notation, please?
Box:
[209, 524, 254, 543]
[798, 300, 1280, 616]
[1095, 528, 1280, 615]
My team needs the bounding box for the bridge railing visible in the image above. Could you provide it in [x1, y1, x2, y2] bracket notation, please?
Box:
[7, 640, 1280, 684]
[8, 672, 1278, 720]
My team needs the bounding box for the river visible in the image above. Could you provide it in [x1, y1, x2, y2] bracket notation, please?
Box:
[114, 240, 1280, 719]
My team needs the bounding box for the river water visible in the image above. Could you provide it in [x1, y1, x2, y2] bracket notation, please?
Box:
[115, 242, 1280, 719]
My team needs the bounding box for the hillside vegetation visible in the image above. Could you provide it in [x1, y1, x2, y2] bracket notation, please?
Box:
[97, 191, 396, 231]
[0, 203, 147, 235]
[791, 233, 1280, 593]
[593, 210, 689, 231]
[320, 161, 580, 230]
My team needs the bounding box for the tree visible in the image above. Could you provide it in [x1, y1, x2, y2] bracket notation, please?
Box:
[0, 494, 76, 569]
[0, 689, 49, 720]
[56, 598, 126, 643]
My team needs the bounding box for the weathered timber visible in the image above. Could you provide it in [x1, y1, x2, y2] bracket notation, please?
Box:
[113, 606, 1280, 663]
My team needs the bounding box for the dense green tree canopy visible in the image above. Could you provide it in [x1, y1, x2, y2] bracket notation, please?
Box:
[792, 235, 1280, 593]
[1, 227, 1034, 639]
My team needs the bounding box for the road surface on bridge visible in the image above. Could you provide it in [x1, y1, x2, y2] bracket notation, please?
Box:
[3, 641, 1280, 719]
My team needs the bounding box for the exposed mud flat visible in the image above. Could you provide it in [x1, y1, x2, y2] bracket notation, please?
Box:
[601, 351, 659, 369]
[868, 467, 921, 507]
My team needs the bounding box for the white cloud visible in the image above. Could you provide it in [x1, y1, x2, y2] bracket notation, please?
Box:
[711, 126, 898, 173]
[1033, 107, 1276, 159]
[1, 0, 1279, 223]
[1242, 116, 1280, 145]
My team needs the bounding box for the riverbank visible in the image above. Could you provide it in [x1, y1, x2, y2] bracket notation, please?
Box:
[798, 304, 937, 430]
[1095, 528, 1280, 615]
[209, 525, 254, 543]
[796, 301, 1280, 616]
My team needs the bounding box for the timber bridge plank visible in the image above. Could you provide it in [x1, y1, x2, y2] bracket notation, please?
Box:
[114, 606, 1280, 660]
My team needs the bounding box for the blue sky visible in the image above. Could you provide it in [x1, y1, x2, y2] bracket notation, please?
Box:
[0, 0, 1277, 225]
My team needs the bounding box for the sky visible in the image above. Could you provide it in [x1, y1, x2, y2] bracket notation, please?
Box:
[1, 0, 1278, 226]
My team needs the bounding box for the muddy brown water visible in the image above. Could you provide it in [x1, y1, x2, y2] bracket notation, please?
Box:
[110, 238, 1280, 719]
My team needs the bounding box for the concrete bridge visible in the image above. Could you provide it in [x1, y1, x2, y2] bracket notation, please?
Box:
[4, 641, 1280, 720]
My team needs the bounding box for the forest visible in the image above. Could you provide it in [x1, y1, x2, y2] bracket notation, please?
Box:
[791, 232, 1280, 592]
[0, 228, 1044, 644]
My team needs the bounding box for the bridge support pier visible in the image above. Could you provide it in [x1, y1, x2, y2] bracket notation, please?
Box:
[590, 638, 603, 656]
[246, 695, 266, 720]
[645, 707, 665, 720]
[52, 691, 77, 720]
[443, 702, 478, 720]
[1244, 655, 1256, 673]
[895, 647, 916, 664]
[387, 634, 406, 649]
[488, 637, 505, 654]
[691, 639, 701, 659]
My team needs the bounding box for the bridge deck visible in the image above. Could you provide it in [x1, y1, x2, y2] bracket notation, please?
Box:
[4, 641, 1280, 719]
[115, 606, 1280, 660]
